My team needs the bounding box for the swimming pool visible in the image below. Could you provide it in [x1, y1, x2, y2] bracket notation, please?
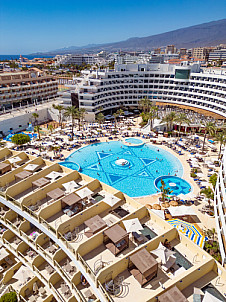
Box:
[124, 138, 144, 145]
[61, 141, 187, 197]
[155, 175, 191, 195]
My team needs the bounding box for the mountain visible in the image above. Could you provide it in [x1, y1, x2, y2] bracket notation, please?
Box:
[31, 19, 226, 55]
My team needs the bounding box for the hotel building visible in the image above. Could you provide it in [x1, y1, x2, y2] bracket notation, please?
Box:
[215, 149, 226, 266]
[0, 147, 226, 301]
[0, 71, 58, 111]
[75, 63, 226, 122]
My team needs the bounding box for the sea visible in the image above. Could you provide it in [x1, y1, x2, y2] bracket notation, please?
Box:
[0, 55, 53, 61]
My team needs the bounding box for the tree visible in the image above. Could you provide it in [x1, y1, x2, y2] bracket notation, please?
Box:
[161, 112, 177, 132]
[52, 104, 65, 129]
[78, 108, 86, 130]
[200, 187, 214, 214]
[113, 112, 118, 129]
[64, 106, 79, 138]
[48, 124, 54, 133]
[116, 109, 124, 122]
[139, 97, 152, 113]
[209, 173, 217, 189]
[175, 113, 190, 137]
[11, 134, 30, 146]
[159, 179, 173, 203]
[148, 106, 158, 130]
[214, 130, 226, 159]
[34, 125, 42, 140]
[0, 292, 17, 302]
[96, 113, 105, 126]
[32, 112, 39, 126]
[201, 121, 216, 152]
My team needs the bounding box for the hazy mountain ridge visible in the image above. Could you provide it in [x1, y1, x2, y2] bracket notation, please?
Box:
[30, 19, 226, 55]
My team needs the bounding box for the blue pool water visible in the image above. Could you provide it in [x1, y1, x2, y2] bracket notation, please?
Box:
[61, 141, 187, 197]
[125, 138, 143, 145]
[60, 161, 80, 171]
[155, 175, 191, 195]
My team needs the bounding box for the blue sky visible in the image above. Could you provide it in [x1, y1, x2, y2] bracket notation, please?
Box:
[0, 0, 226, 54]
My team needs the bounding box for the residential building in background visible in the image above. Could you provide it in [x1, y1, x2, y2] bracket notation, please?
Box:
[209, 49, 226, 62]
[0, 70, 58, 112]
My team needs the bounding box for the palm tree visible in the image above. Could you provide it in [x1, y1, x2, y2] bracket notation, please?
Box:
[113, 112, 118, 129]
[138, 97, 152, 113]
[78, 108, 86, 130]
[148, 106, 158, 130]
[96, 113, 105, 126]
[200, 187, 214, 215]
[52, 104, 64, 129]
[64, 106, 78, 138]
[201, 121, 216, 152]
[116, 109, 124, 122]
[175, 113, 190, 137]
[214, 130, 226, 159]
[34, 125, 42, 140]
[32, 112, 39, 126]
[160, 179, 173, 203]
[160, 112, 177, 132]
[48, 124, 54, 134]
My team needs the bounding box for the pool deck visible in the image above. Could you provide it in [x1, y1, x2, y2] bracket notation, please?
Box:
[52, 121, 219, 233]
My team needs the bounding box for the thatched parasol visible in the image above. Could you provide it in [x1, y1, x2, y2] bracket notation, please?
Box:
[146, 204, 153, 209]
[153, 204, 161, 210]
[169, 200, 178, 207]
[161, 202, 170, 208]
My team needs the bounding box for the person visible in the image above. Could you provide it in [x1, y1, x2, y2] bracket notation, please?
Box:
[156, 170, 158, 173]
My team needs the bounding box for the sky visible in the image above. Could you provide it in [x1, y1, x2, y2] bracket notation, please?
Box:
[0, 0, 226, 54]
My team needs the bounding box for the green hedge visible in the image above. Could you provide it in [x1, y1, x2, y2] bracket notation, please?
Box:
[0, 292, 17, 302]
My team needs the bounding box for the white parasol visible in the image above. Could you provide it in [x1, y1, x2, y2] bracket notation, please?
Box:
[62, 180, 80, 193]
[102, 194, 121, 207]
[76, 187, 93, 199]
[123, 218, 143, 233]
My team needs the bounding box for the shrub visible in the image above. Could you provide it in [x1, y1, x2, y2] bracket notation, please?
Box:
[190, 172, 197, 178]
[0, 292, 18, 302]
[11, 134, 30, 146]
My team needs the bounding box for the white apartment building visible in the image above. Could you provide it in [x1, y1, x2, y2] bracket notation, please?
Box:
[54, 54, 95, 66]
[209, 49, 226, 62]
[75, 63, 226, 121]
[214, 149, 226, 265]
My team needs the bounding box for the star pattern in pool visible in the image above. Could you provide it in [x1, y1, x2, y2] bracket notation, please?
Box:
[61, 141, 185, 197]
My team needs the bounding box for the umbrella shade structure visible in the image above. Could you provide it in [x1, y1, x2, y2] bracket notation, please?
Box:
[168, 205, 196, 217]
[161, 202, 170, 208]
[123, 218, 143, 233]
[153, 204, 161, 210]
[167, 219, 206, 248]
[8, 156, 21, 164]
[151, 242, 175, 264]
[76, 187, 93, 199]
[62, 180, 80, 193]
[24, 164, 39, 172]
[146, 204, 152, 209]
[169, 200, 178, 207]
[0, 248, 9, 261]
[13, 265, 34, 283]
[202, 291, 223, 302]
[45, 171, 62, 180]
[150, 209, 165, 220]
[102, 193, 121, 207]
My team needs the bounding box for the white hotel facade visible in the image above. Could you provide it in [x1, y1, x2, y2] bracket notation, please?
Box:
[75, 63, 226, 122]
[215, 149, 226, 265]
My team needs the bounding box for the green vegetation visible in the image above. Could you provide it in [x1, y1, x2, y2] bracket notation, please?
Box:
[175, 112, 190, 136]
[200, 187, 214, 215]
[0, 292, 17, 302]
[11, 133, 30, 146]
[138, 97, 152, 113]
[64, 106, 78, 138]
[52, 104, 65, 128]
[201, 121, 216, 151]
[209, 173, 217, 189]
[95, 113, 105, 125]
[34, 125, 42, 140]
[204, 228, 221, 263]
[159, 179, 172, 203]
